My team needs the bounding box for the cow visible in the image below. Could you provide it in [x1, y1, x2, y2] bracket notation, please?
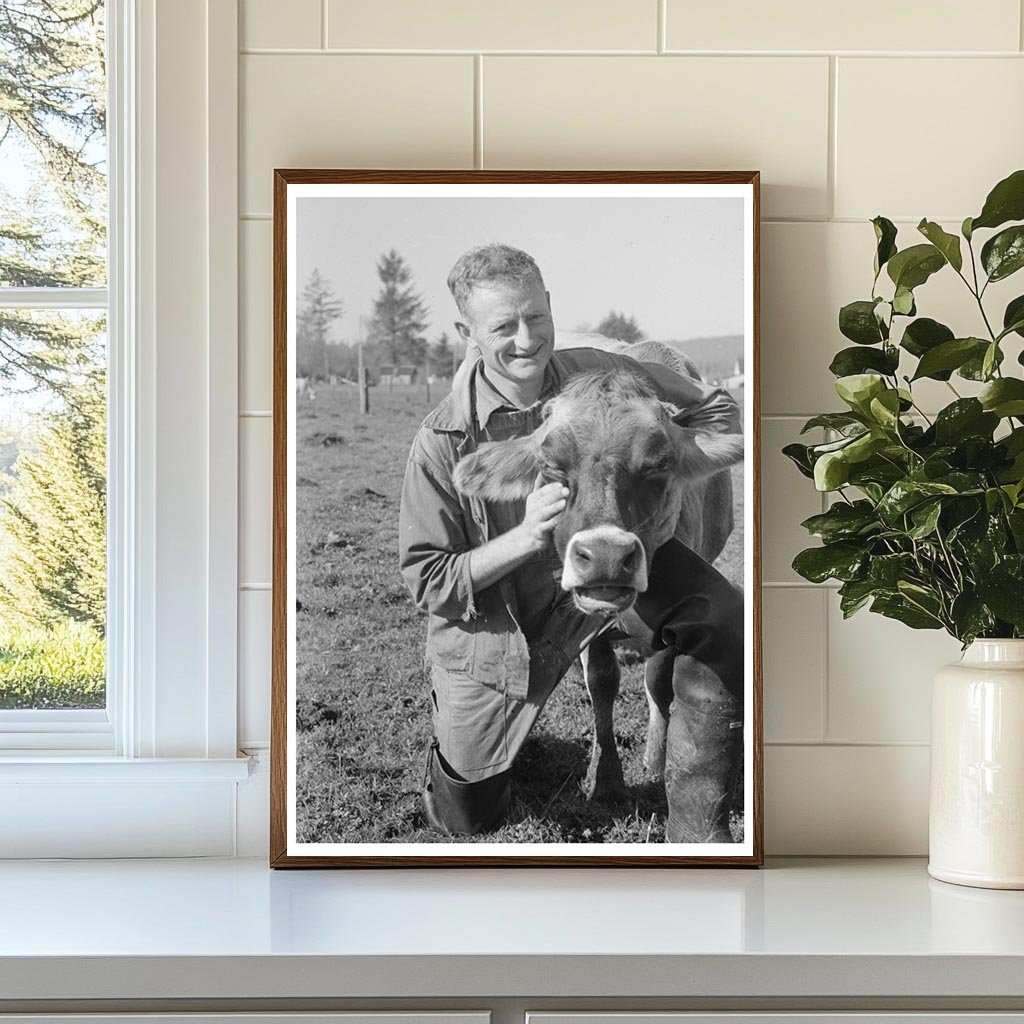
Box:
[451, 342, 745, 842]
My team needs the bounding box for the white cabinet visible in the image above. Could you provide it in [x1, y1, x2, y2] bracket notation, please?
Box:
[528, 1017, 1024, 1024]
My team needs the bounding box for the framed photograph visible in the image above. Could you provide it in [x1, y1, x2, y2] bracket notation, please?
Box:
[271, 170, 762, 867]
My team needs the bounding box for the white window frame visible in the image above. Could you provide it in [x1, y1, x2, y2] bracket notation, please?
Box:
[0, 0, 249, 857]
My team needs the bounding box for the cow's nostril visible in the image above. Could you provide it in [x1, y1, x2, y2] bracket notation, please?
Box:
[575, 544, 593, 564]
[622, 550, 635, 573]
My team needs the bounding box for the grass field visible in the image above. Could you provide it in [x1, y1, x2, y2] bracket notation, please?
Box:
[294, 381, 744, 844]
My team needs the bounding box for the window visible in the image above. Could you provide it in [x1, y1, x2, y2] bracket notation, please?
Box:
[0, 0, 247, 856]
[0, 1, 111, 746]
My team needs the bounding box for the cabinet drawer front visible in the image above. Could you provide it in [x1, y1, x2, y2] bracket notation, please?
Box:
[528, 1016, 1024, 1024]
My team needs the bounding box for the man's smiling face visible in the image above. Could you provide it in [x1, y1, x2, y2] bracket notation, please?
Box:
[456, 276, 555, 389]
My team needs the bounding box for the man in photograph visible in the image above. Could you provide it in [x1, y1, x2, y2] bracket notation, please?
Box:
[398, 243, 743, 838]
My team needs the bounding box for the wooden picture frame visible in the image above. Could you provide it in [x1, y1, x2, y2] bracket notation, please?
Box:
[271, 170, 763, 867]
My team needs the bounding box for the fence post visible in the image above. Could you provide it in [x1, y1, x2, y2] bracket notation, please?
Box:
[357, 339, 369, 415]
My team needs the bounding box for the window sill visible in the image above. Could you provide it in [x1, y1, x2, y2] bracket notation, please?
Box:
[0, 754, 252, 782]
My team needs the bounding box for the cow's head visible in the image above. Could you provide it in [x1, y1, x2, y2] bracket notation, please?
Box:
[453, 370, 743, 615]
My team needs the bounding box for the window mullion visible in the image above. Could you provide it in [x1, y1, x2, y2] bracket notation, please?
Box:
[0, 287, 108, 310]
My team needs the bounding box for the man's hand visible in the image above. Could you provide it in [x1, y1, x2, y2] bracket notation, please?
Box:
[467, 479, 570, 594]
[517, 479, 570, 554]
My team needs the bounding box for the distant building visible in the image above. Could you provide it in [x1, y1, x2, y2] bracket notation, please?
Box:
[719, 358, 744, 391]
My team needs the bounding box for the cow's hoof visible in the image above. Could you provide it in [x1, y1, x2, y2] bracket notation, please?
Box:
[583, 751, 629, 804]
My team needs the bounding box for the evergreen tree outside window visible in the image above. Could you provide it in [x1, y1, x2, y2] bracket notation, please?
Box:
[0, 1, 107, 710]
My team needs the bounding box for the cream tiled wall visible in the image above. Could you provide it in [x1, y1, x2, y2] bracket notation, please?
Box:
[236, 0, 1023, 854]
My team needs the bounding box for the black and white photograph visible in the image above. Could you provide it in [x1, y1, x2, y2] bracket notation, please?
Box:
[272, 171, 762, 866]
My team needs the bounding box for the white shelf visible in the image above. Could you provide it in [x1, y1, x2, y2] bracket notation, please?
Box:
[0, 857, 1023, 1002]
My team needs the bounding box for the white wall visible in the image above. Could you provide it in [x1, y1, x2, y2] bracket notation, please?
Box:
[234, 0, 1024, 855]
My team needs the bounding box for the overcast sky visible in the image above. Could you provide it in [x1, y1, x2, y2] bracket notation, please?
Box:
[296, 196, 745, 346]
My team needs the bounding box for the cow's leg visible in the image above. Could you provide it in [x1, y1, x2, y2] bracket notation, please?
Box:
[664, 654, 742, 844]
[642, 646, 674, 779]
[580, 637, 629, 803]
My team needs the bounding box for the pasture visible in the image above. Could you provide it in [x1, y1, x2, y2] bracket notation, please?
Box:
[294, 380, 744, 844]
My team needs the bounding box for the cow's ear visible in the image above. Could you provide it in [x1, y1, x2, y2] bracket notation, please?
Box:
[453, 436, 540, 500]
[672, 427, 745, 479]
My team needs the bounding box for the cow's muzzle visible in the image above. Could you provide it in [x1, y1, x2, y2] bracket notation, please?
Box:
[562, 527, 648, 613]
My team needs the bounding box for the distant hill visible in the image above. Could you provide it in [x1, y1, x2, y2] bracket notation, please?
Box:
[655, 335, 744, 385]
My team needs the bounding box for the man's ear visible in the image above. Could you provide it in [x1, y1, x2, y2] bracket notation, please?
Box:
[671, 426, 745, 480]
[454, 320, 473, 345]
[453, 435, 541, 501]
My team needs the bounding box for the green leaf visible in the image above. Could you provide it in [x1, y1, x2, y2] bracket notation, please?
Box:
[976, 578, 1024, 629]
[892, 286, 916, 316]
[814, 450, 850, 491]
[1003, 295, 1024, 340]
[917, 219, 963, 272]
[877, 479, 958, 524]
[982, 341, 1000, 381]
[960, 344, 1004, 381]
[835, 373, 886, 414]
[839, 299, 887, 345]
[800, 412, 865, 434]
[971, 168, 1024, 232]
[887, 244, 946, 291]
[980, 378, 1024, 418]
[868, 389, 902, 430]
[981, 225, 1024, 283]
[872, 216, 898, 277]
[900, 317, 955, 360]
[933, 399, 999, 445]
[908, 500, 942, 539]
[869, 552, 914, 587]
[792, 542, 866, 584]
[800, 501, 879, 543]
[871, 594, 943, 630]
[962, 216, 974, 241]
[911, 337, 987, 380]
[782, 442, 815, 479]
[950, 592, 995, 644]
[838, 579, 877, 617]
[829, 345, 899, 378]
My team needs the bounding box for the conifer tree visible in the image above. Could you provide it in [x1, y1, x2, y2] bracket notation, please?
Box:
[0, 372, 106, 632]
[596, 311, 645, 345]
[0, 0, 106, 394]
[296, 268, 343, 379]
[366, 249, 428, 366]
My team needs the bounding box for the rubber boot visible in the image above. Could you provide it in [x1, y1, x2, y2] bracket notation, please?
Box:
[664, 655, 742, 843]
[421, 741, 512, 836]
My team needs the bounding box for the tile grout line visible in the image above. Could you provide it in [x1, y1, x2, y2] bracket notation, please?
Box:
[237, 47, 1024, 58]
[474, 55, 484, 169]
[827, 55, 838, 221]
[820, 586, 830, 743]
[766, 740, 931, 748]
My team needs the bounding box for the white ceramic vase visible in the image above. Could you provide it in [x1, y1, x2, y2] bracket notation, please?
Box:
[929, 639, 1024, 889]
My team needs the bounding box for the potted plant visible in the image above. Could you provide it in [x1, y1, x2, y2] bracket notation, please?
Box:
[785, 168, 1024, 889]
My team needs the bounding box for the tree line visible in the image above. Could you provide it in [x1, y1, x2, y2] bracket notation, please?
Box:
[297, 251, 648, 382]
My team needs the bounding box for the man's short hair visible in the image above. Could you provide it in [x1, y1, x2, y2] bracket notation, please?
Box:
[447, 244, 545, 317]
